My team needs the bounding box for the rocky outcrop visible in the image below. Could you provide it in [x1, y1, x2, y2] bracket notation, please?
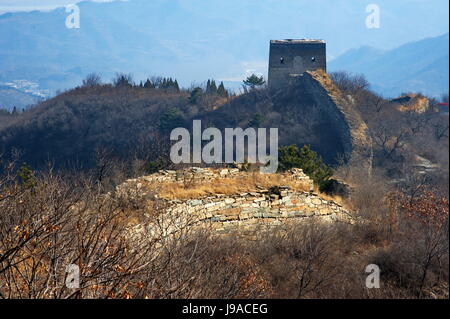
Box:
[391, 93, 430, 114]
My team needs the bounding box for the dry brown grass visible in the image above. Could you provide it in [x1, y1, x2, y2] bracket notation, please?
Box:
[314, 188, 345, 207]
[152, 172, 312, 200]
[211, 96, 231, 110]
[309, 69, 341, 98]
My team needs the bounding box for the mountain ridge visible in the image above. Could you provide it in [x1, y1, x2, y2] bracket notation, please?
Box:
[329, 33, 449, 97]
[0, 0, 448, 99]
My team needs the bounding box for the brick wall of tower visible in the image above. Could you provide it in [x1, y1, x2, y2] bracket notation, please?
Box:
[268, 41, 326, 89]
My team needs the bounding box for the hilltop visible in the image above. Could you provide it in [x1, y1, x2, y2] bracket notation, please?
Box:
[0, 71, 364, 169]
[0, 70, 448, 194]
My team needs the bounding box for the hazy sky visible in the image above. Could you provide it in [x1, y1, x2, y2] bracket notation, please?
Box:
[0, 0, 115, 13]
[0, 0, 447, 56]
[0, 0, 447, 92]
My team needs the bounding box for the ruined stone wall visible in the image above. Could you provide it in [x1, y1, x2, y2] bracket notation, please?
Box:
[156, 187, 349, 239]
[135, 167, 313, 191]
[393, 94, 430, 114]
[305, 70, 372, 165]
[119, 168, 350, 240]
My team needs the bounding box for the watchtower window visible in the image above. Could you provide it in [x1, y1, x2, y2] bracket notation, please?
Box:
[311, 56, 316, 62]
[280, 57, 284, 64]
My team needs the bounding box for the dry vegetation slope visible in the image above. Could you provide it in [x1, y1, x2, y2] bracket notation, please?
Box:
[113, 166, 448, 299]
[0, 169, 446, 299]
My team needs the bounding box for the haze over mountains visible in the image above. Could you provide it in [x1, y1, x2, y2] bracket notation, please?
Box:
[329, 33, 449, 98]
[0, 0, 448, 110]
[0, 85, 42, 111]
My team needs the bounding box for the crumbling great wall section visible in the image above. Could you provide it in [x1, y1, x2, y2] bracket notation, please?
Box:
[157, 185, 349, 238]
[117, 168, 351, 239]
[305, 69, 372, 164]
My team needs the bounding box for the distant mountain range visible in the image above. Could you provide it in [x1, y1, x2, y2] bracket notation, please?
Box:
[329, 33, 449, 98]
[0, 85, 43, 111]
[0, 0, 448, 105]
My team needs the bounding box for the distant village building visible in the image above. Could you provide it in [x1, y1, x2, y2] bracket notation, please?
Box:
[268, 39, 326, 89]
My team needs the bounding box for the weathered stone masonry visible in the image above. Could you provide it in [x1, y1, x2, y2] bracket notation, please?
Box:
[118, 168, 351, 239]
[268, 39, 326, 89]
[160, 187, 349, 238]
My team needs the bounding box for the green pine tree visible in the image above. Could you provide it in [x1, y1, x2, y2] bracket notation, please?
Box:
[210, 80, 218, 94]
[17, 164, 36, 189]
[189, 87, 203, 104]
[243, 74, 265, 89]
[173, 79, 180, 91]
[248, 113, 265, 127]
[159, 107, 184, 132]
[278, 145, 333, 191]
[144, 79, 154, 88]
[161, 78, 168, 89]
[217, 82, 228, 97]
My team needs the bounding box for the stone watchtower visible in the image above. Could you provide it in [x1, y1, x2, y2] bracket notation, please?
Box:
[268, 39, 326, 89]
